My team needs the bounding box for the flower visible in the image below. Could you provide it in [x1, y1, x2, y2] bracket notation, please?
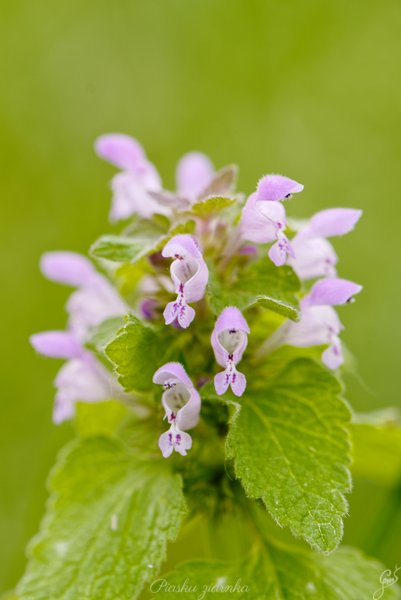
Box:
[162, 234, 209, 328]
[211, 307, 250, 396]
[31, 253, 128, 422]
[41, 251, 127, 342]
[176, 152, 215, 203]
[271, 278, 363, 369]
[240, 174, 303, 266]
[153, 362, 201, 458]
[95, 133, 166, 221]
[289, 208, 362, 280]
[30, 331, 123, 423]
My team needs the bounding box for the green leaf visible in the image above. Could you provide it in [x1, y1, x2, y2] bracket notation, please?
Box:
[90, 221, 195, 264]
[87, 316, 126, 352]
[191, 196, 236, 217]
[199, 164, 238, 198]
[90, 231, 162, 263]
[351, 411, 401, 487]
[17, 437, 186, 600]
[208, 258, 300, 321]
[154, 545, 400, 599]
[226, 358, 352, 553]
[105, 315, 169, 393]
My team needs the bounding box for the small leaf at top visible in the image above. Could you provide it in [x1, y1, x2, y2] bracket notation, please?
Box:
[191, 196, 236, 217]
[208, 258, 300, 321]
[90, 220, 195, 264]
[200, 164, 238, 198]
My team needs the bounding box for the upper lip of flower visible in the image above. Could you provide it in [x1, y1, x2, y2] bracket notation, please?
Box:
[256, 174, 304, 202]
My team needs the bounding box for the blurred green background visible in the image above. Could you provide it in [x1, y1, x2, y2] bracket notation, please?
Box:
[1, 0, 401, 592]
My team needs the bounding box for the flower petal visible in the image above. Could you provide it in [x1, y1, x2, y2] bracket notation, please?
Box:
[158, 430, 174, 458]
[177, 303, 196, 329]
[66, 278, 127, 342]
[30, 331, 83, 359]
[162, 234, 203, 260]
[95, 133, 146, 172]
[213, 306, 250, 335]
[52, 358, 115, 423]
[177, 388, 201, 430]
[214, 371, 230, 395]
[176, 152, 214, 200]
[180, 260, 209, 304]
[231, 369, 247, 397]
[322, 338, 344, 370]
[40, 252, 95, 287]
[163, 299, 196, 328]
[240, 193, 285, 244]
[110, 171, 166, 221]
[306, 208, 362, 239]
[174, 430, 192, 456]
[163, 300, 179, 325]
[306, 277, 363, 307]
[268, 232, 295, 266]
[290, 237, 338, 280]
[158, 428, 192, 458]
[53, 394, 75, 424]
[283, 306, 342, 348]
[256, 174, 304, 202]
[153, 362, 193, 387]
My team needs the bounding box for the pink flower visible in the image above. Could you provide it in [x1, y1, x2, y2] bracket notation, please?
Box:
[275, 278, 363, 369]
[240, 174, 303, 266]
[95, 133, 166, 221]
[31, 252, 128, 422]
[41, 251, 127, 342]
[289, 208, 362, 280]
[30, 331, 123, 423]
[176, 152, 215, 203]
[162, 235, 209, 329]
[211, 307, 250, 397]
[153, 362, 201, 458]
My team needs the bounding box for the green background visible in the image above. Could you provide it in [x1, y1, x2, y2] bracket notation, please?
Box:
[1, 0, 401, 592]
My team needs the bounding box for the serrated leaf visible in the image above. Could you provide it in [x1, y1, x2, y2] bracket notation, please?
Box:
[87, 316, 125, 352]
[155, 545, 400, 600]
[17, 437, 186, 600]
[90, 221, 195, 264]
[191, 196, 236, 217]
[208, 258, 300, 321]
[90, 224, 162, 263]
[226, 358, 352, 553]
[105, 315, 169, 393]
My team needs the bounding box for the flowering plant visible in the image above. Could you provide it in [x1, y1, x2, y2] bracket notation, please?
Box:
[16, 135, 400, 599]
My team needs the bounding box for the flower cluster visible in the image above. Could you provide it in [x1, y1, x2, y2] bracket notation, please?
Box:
[31, 133, 362, 457]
